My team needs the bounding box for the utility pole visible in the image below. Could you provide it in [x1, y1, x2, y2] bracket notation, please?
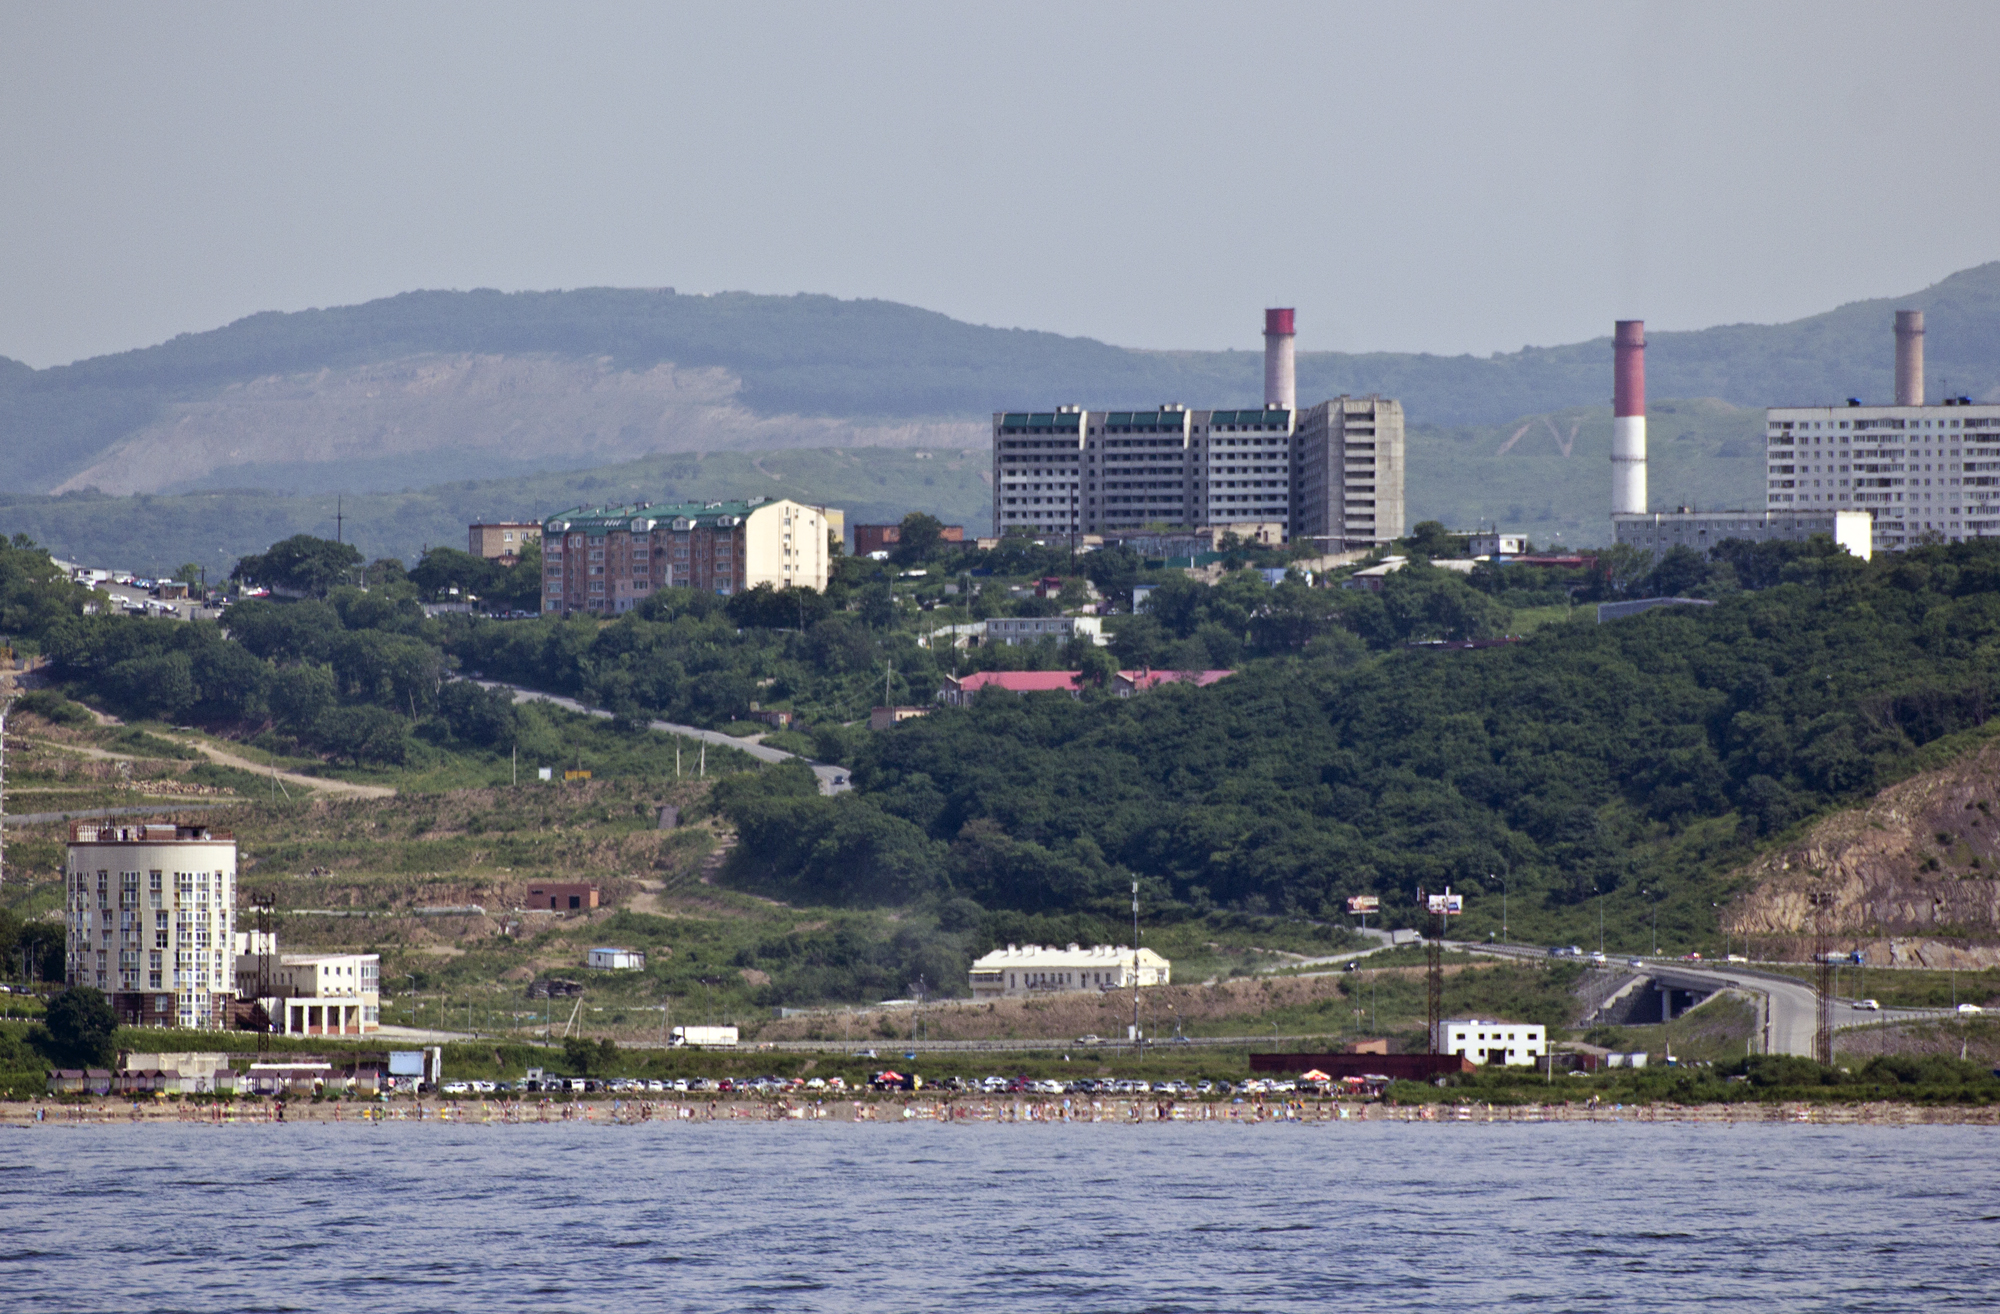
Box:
[1131, 879, 1142, 1057]
[0, 697, 10, 903]
[335, 495, 344, 545]
[1810, 879, 1836, 1065]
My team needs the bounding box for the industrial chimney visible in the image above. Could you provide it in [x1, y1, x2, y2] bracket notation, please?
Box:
[1611, 320, 1647, 516]
[1895, 309, 1925, 406]
[1264, 308, 1296, 410]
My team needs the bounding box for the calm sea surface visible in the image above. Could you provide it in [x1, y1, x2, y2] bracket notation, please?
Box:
[3, 1122, 1995, 1312]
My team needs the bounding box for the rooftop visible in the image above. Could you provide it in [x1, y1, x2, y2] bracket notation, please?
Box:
[544, 498, 782, 535]
[971, 943, 1170, 968]
[69, 821, 232, 844]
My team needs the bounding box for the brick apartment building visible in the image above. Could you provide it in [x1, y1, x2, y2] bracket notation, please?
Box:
[467, 522, 542, 565]
[853, 522, 965, 557]
[541, 498, 837, 616]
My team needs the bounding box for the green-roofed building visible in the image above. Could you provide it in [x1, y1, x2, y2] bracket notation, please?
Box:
[540, 496, 839, 615]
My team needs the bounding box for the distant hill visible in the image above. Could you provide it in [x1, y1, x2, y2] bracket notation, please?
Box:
[1, 263, 1997, 497]
[0, 396, 1758, 574]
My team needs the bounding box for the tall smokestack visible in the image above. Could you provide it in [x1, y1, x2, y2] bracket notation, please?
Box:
[1264, 308, 1295, 410]
[1895, 309, 1925, 406]
[1612, 320, 1647, 516]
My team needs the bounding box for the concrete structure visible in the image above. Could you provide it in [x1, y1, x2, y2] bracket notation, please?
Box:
[467, 522, 542, 564]
[526, 881, 600, 912]
[869, 705, 932, 730]
[967, 943, 1170, 999]
[587, 947, 645, 971]
[983, 615, 1104, 647]
[1467, 531, 1529, 557]
[542, 497, 836, 615]
[1292, 396, 1406, 551]
[65, 821, 236, 1030]
[853, 522, 965, 557]
[1764, 397, 2000, 552]
[246, 954, 381, 1036]
[1614, 509, 1874, 561]
[1264, 308, 1296, 410]
[1612, 320, 1648, 516]
[1896, 309, 1925, 407]
[991, 314, 1403, 550]
[1439, 1018, 1547, 1066]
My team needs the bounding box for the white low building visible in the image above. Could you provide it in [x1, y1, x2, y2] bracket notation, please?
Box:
[1439, 1018, 1546, 1067]
[234, 939, 382, 1036]
[587, 946, 646, 971]
[968, 943, 1170, 999]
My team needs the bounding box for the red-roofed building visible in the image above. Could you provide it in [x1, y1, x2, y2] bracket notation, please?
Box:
[1112, 669, 1234, 696]
[937, 671, 1083, 705]
[937, 668, 1235, 706]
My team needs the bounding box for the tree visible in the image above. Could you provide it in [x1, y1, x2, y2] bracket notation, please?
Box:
[409, 546, 501, 602]
[891, 512, 946, 565]
[172, 563, 202, 587]
[233, 535, 363, 598]
[36, 986, 117, 1068]
[1404, 521, 1462, 559]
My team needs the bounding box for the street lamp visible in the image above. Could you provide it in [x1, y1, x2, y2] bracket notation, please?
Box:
[1640, 889, 1657, 957]
[403, 973, 418, 1029]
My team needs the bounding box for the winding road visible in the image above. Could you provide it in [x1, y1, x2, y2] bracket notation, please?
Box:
[475, 682, 852, 795]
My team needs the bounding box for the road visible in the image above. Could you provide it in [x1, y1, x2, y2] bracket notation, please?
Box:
[24, 733, 394, 800]
[477, 681, 852, 795]
[1467, 942, 1949, 1057]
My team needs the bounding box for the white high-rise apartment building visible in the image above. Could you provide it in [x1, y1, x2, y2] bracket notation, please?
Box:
[990, 397, 1404, 550]
[66, 821, 238, 1030]
[1765, 401, 2000, 552]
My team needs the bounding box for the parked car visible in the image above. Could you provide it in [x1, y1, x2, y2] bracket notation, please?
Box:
[1587, 951, 1607, 964]
[1680, 952, 1703, 961]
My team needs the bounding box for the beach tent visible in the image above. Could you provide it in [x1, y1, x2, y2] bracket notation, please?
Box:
[1300, 1069, 1332, 1083]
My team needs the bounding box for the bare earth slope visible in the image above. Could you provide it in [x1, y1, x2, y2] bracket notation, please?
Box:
[1728, 735, 2000, 968]
[55, 354, 981, 496]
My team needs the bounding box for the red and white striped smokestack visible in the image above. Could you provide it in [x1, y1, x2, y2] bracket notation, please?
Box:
[1264, 308, 1296, 410]
[1611, 320, 1647, 516]
[1896, 310, 1925, 406]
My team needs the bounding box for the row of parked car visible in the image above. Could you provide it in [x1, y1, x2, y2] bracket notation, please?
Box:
[433, 1074, 1289, 1098]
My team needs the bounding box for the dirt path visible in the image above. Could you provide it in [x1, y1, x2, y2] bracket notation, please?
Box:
[27, 736, 394, 800]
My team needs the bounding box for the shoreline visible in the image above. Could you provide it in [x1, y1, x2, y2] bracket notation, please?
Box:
[5, 1097, 1996, 1127]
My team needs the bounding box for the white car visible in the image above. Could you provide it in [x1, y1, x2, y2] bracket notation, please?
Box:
[1957, 1003, 1984, 1015]
[1855, 999, 1880, 1011]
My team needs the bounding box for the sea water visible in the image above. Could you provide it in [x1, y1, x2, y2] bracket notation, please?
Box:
[3, 1122, 1994, 1311]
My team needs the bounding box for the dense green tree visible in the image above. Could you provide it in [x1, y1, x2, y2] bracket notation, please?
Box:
[35, 987, 116, 1068]
[231, 534, 363, 598]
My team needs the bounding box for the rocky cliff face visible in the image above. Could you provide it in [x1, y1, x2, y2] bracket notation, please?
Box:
[51, 353, 981, 496]
[1726, 737, 2000, 968]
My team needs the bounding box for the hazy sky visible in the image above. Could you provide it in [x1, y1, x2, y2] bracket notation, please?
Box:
[3, 1, 1998, 368]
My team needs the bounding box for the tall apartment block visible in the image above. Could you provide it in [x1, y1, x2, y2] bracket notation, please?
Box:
[65, 821, 237, 1030]
[990, 310, 1405, 550]
[541, 497, 835, 615]
[1764, 311, 2000, 552]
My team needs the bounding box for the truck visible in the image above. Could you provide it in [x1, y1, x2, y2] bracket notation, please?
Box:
[669, 1025, 740, 1049]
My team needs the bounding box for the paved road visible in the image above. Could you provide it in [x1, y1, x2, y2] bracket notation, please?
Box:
[1468, 942, 1949, 1057]
[478, 681, 852, 796]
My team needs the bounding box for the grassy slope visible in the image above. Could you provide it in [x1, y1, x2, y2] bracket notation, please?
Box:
[0, 394, 1751, 574]
[0, 446, 995, 574]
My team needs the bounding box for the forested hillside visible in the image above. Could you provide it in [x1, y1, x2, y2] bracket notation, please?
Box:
[712, 539, 2000, 950]
[21, 516, 2000, 956]
[2, 262, 1996, 497]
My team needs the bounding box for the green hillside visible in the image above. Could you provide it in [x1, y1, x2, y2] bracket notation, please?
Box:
[0, 447, 994, 575]
[0, 394, 1764, 572]
[2, 262, 1997, 496]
